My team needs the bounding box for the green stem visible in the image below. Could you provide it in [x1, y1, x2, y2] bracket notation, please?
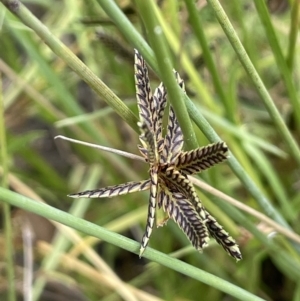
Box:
[0, 188, 265, 301]
[206, 0, 300, 166]
[149, 1, 216, 111]
[286, 0, 300, 70]
[136, 0, 198, 149]
[32, 167, 103, 301]
[0, 70, 16, 301]
[184, 0, 236, 123]
[95, 0, 156, 72]
[1, 0, 138, 131]
[253, 0, 300, 128]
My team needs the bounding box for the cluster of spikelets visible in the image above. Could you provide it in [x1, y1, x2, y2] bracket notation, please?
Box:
[69, 50, 242, 261]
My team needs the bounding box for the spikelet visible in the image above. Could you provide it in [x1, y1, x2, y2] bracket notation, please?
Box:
[162, 190, 209, 250]
[160, 71, 185, 164]
[205, 210, 242, 261]
[68, 180, 150, 198]
[134, 49, 154, 131]
[140, 165, 158, 257]
[153, 82, 167, 151]
[175, 142, 228, 175]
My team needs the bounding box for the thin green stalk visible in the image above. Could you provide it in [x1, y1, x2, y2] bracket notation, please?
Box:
[184, 0, 236, 123]
[136, 0, 198, 149]
[231, 0, 258, 71]
[32, 166, 103, 301]
[206, 0, 300, 166]
[95, 0, 156, 72]
[244, 144, 295, 221]
[0, 72, 16, 300]
[286, 0, 300, 70]
[0, 188, 266, 301]
[253, 0, 300, 128]
[148, 1, 216, 111]
[1, 0, 138, 131]
[195, 103, 286, 157]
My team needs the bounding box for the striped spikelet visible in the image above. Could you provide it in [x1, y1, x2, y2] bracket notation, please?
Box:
[161, 190, 209, 250]
[68, 180, 150, 199]
[205, 211, 242, 260]
[174, 142, 228, 175]
[68, 49, 242, 261]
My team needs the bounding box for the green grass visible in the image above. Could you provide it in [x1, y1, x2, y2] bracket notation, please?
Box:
[0, 0, 300, 300]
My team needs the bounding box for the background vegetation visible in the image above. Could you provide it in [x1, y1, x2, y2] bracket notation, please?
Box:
[0, 0, 300, 300]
